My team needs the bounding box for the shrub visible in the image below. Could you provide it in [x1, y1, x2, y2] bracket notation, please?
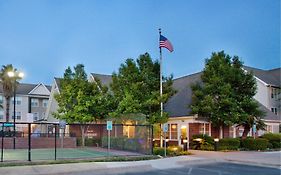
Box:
[260, 133, 281, 149]
[77, 138, 82, 146]
[200, 144, 214, 151]
[153, 146, 187, 156]
[241, 138, 268, 150]
[84, 138, 101, 147]
[218, 138, 240, 150]
[191, 134, 214, 150]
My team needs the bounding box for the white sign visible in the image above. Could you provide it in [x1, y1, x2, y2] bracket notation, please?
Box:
[163, 123, 168, 133]
[107, 121, 112, 131]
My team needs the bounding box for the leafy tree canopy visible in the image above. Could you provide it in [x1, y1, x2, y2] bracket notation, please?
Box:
[110, 53, 175, 124]
[54, 64, 114, 124]
[191, 51, 264, 136]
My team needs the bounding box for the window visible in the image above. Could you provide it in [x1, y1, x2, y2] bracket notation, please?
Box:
[229, 126, 235, 138]
[11, 97, 22, 105]
[42, 112, 45, 118]
[43, 99, 48, 107]
[271, 88, 281, 99]
[271, 108, 277, 115]
[0, 110, 3, 120]
[170, 124, 178, 139]
[31, 98, 39, 107]
[199, 124, 204, 134]
[123, 125, 135, 138]
[0, 96, 3, 105]
[266, 125, 272, 133]
[33, 112, 39, 121]
[13, 112, 21, 120]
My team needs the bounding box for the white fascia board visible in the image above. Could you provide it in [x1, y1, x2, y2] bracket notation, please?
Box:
[28, 83, 51, 95]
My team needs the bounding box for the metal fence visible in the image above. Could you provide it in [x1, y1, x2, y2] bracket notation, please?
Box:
[0, 122, 153, 162]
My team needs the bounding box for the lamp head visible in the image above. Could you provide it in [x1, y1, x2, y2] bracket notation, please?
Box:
[7, 71, 15, 77]
[18, 72, 24, 78]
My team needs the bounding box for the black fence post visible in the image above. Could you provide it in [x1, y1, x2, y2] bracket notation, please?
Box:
[1, 123, 4, 162]
[28, 123, 31, 161]
[151, 125, 153, 155]
[54, 124, 57, 160]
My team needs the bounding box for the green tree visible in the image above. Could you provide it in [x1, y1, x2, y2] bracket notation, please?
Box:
[0, 64, 22, 122]
[191, 51, 264, 138]
[110, 53, 175, 124]
[54, 64, 113, 146]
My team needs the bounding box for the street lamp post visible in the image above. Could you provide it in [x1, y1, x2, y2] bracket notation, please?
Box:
[7, 71, 24, 150]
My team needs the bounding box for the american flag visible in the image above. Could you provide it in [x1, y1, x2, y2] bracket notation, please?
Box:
[159, 35, 174, 52]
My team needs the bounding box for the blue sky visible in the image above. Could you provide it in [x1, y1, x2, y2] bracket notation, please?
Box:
[0, 0, 280, 85]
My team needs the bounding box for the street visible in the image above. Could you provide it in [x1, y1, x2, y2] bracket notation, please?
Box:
[48, 162, 280, 175]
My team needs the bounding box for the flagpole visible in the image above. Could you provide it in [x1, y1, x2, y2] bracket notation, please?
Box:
[159, 28, 163, 148]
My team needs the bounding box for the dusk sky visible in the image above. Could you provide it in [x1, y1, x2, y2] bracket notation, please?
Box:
[0, 0, 280, 85]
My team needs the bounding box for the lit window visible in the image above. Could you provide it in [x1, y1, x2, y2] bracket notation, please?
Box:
[31, 98, 39, 107]
[199, 124, 204, 134]
[123, 125, 135, 138]
[170, 124, 178, 139]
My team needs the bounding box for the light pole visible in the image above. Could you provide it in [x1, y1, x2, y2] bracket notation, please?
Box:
[7, 71, 24, 149]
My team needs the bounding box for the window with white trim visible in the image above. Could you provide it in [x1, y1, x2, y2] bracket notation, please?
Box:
[170, 124, 178, 139]
[0, 110, 3, 120]
[43, 99, 48, 108]
[271, 107, 277, 115]
[33, 112, 39, 121]
[31, 98, 39, 107]
[0, 96, 3, 105]
[13, 112, 21, 120]
[11, 97, 22, 105]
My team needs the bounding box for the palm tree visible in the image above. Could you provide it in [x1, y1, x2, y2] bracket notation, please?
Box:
[0, 64, 17, 122]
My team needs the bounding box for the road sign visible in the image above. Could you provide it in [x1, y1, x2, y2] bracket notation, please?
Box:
[253, 123, 256, 133]
[163, 123, 168, 133]
[3, 123, 14, 127]
[107, 121, 112, 131]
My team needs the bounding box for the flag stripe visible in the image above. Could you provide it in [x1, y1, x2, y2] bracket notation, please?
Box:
[159, 35, 173, 52]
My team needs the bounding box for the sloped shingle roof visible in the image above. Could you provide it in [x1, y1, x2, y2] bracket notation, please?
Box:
[91, 73, 113, 88]
[0, 83, 51, 95]
[243, 66, 280, 87]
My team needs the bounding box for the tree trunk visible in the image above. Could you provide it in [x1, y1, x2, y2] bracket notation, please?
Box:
[242, 125, 250, 139]
[5, 96, 10, 122]
[80, 125, 85, 147]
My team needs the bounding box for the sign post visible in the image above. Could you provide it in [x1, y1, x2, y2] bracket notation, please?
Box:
[253, 121, 256, 139]
[163, 123, 168, 157]
[106, 121, 112, 156]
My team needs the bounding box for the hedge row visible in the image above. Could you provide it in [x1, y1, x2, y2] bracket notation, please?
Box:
[260, 133, 281, 149]
[241, 138, 268, 150]
[153, 146, 190, 156]
[192, 134, 278, 151]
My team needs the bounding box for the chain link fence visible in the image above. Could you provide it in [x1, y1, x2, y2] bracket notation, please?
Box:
[0, 122, 153, 162]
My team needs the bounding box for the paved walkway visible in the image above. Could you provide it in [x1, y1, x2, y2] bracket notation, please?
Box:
[0, 151, 280, 175]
